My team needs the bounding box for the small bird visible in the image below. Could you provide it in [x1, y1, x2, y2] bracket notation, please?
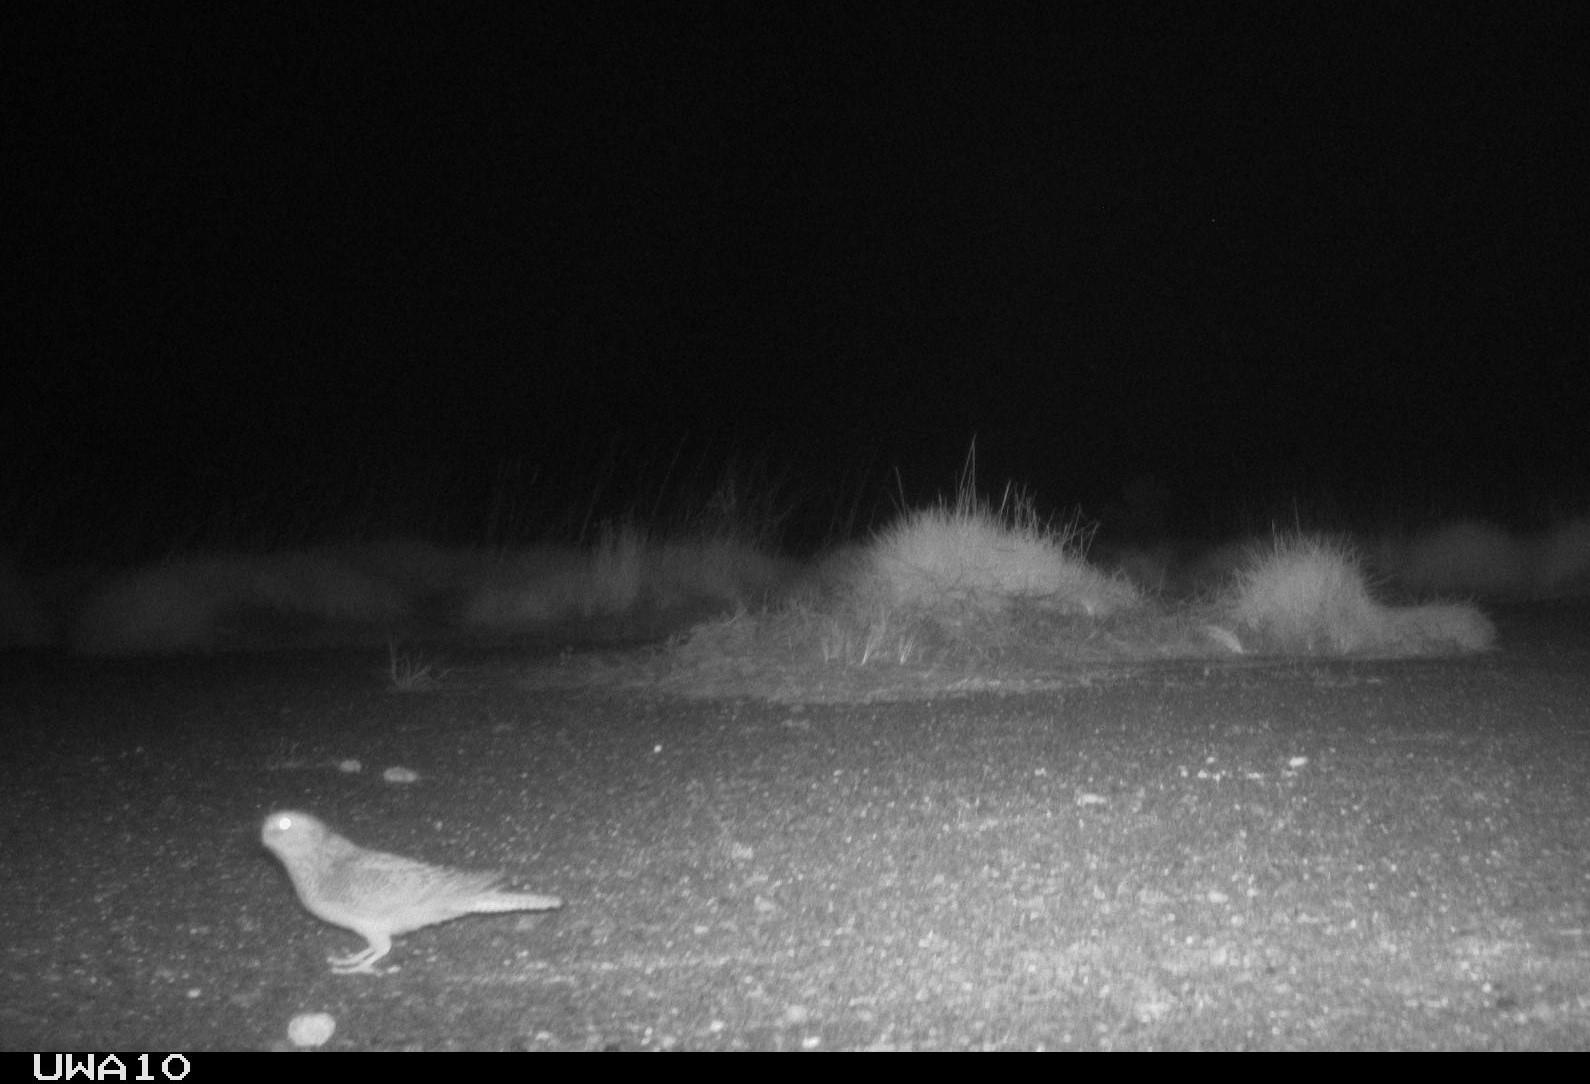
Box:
[261, 810, 562, 975]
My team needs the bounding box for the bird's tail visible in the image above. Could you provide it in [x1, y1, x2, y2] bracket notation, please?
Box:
[474, 891, 563, 913]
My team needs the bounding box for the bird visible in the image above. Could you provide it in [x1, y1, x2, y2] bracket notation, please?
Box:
[261, 809, 562, 975]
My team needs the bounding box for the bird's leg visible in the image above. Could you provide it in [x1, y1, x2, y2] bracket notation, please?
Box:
[328, 934, 393, 975]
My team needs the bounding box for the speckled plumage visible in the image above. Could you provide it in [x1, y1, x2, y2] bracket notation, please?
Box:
[261, 810, 562, 974]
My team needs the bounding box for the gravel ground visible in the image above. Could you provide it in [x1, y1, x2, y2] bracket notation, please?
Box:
[2, 602, 1587, 1050]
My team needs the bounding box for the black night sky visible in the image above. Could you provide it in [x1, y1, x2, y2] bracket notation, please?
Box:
[6, 5, 1588, 557]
